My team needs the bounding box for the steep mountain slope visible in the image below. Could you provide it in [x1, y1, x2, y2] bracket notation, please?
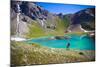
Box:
[67, 8, 95, 32]
[11, 1, 95, 38]
[11, 1, 69, 38]
[71, 8, 95, 31]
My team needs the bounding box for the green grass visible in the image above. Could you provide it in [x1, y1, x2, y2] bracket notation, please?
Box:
[26, 21, 46, 38]
[11, 41, 95, 66]
[65, 32, 88, 36]
[25, 17, 70, 38]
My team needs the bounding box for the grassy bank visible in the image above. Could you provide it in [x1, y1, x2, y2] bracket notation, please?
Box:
[11, 41, 95, 66]
[25, 17, 69, 39]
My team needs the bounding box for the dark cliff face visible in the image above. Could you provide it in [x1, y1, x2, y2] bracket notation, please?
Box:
[71, 8, 95, 31]
[71, 8, 95, 24]
[11, 1, 49, 20]
[20, 2, 49, 20]
[11, 1, 67, 37]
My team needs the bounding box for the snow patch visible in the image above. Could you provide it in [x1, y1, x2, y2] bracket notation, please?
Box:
[11, 36, 26, 41]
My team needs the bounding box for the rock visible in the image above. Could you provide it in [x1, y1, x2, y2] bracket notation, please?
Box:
[67, 24, 85, 32]
[54, 36, 70, 40]
[71, 8, 95, 31]
[79, 52, 84, 55]
[11, 1, 58, 37]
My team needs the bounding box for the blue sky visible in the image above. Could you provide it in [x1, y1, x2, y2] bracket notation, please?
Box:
[35, 2, 95, 14]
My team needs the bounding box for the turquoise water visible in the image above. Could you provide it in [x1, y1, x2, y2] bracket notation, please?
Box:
[27, 35, 95, 50]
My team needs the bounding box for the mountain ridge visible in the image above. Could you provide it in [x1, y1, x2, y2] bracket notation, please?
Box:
[11, 1, 95, 38]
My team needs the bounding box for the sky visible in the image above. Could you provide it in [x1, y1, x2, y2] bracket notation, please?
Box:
[35, 2, 95, 14]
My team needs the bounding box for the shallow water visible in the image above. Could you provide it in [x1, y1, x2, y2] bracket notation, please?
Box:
[27, 35, 95, 50]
